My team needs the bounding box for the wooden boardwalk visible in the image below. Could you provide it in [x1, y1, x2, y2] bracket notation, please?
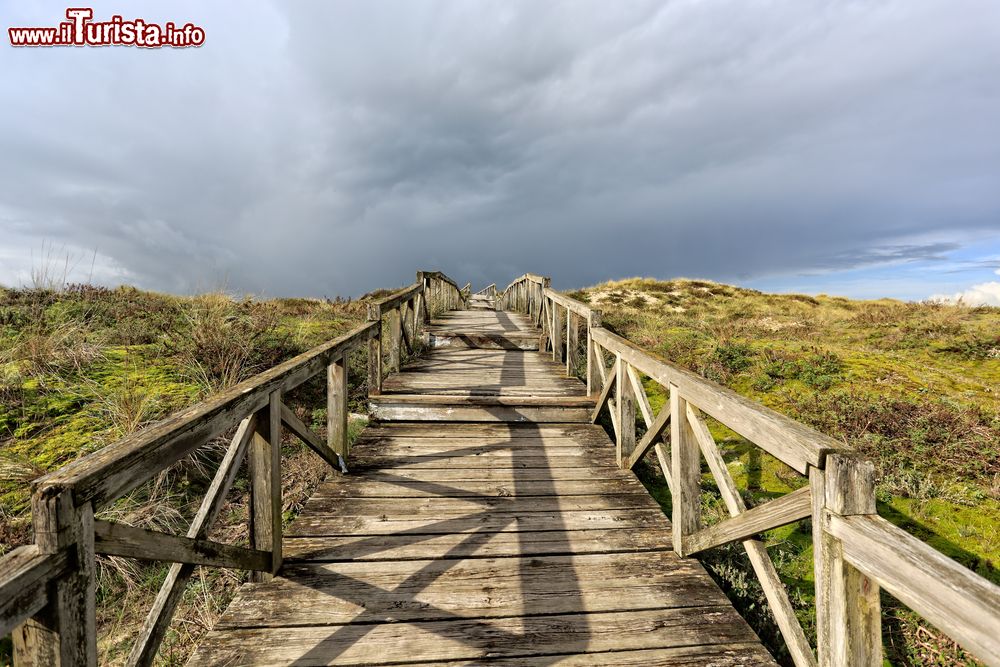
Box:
[187, 311, 776, 665]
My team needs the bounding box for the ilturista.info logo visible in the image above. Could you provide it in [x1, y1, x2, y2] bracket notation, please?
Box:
[8, 8, 205, 48]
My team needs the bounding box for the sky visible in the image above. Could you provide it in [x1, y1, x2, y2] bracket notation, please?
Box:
[2, 1, 1000, 304]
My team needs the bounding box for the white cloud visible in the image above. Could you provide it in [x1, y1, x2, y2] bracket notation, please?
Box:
[995, 268, 1000, 276]
[930, 281, 1000, 306]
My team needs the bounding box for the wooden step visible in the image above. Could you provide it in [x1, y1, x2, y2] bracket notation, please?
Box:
[423, 330, 539, 350]
[369, 394, 594, 422]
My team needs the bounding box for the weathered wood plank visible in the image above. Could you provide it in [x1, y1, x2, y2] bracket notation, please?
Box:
[282, 528, 670, 561]
[217, 552, 726, 627]
[93, 521, 271, 571]
[683, 486, 812, 555]
[826, 512, 1000, 665]
[287, 508, 668, 537]
[0, 547, 70, 638]
[187, 607, 765, 666]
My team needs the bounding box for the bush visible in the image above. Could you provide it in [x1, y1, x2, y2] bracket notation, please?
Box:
[169, 294, 290, 391]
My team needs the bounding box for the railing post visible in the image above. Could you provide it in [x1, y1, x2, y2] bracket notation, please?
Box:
[328, 354, 348, 465]
[616, 356, 636, 467]
[551, 303, 563, 362]
[15, 492, 97, 666]
[249, 390, 282, 582]
[367, 303, 382, 395]
[566, 311, 578, 377]
[586, 310, 602, 396]
[415, 272, 428, 325]
[813, 455, 881, 667]
[670, 384, 701, 554]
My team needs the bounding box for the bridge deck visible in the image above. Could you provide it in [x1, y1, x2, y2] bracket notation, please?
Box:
[187, 310, 777, 665]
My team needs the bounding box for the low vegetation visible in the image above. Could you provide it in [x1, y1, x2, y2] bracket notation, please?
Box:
[574, 278, 999, 666]
[0, 284, 374, 664]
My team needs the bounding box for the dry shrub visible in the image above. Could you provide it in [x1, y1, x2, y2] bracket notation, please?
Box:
[171, 294, 288, 391]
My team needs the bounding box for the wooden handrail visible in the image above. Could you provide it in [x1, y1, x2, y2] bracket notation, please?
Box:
[3, 268, 468, 666]
[500, 278, 1000, 667]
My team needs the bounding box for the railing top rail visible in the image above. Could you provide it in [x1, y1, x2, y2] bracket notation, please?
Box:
[500, 273, 549, 294]
[417, 270, 463, 292]
[590, 326, 843, 473]
[543, 287, 594, 318]
[35, 320, 380, 510]
[370, 282, 422, 313]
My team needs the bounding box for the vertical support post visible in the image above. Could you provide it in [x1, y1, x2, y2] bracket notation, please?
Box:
[814, 455, 881, 667]
[616, 356, 636, 467]
[551, 304, 563, 362]
[586, 310, 602, 396]
[388, 307, 402, 373]
[367, 303, 382, 395]
[328, 354, 348, 463]
[566, 311, 578, 377]
[250, 390, 282, 582]
[670, 384, 701, 554]
[16, 492, 97, 666]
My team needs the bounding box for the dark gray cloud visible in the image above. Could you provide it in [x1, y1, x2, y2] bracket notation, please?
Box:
[2, 0, 999, 297]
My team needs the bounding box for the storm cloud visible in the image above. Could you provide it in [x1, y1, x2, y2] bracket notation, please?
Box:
[2, 0, 999, 299]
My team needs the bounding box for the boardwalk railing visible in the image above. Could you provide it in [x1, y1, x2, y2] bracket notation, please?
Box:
[0, 270, 466, 666]
[498, 273, 1000, 667]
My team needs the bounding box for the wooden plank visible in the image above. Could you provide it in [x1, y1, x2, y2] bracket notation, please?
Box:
[355, 427, 611, 441]
[287, 508, 669, 536]
[334, 466, 634, 482]
[249, 393, 281, 582]
[340, 453, 622, 470]
[0, 547, 70, 638]
[826, 512, 1000, 666]
[683, 486, 812, 555]
[551, 300, 563, 363]
[438, 644, 778, 666]
[20, 492, 96, 665]
[367, 304, 382, 395]
[616, 357, 636, 467]
[283, 528, 670, 561]
[300, 494, 657, 517]
[93, 521, 270, 571]
[816, 454, 881, 667]
[592, 327, 840, 473]
[187, 607, 763, 666]
[34, 321, 377, 510]
[370, 403, 592, 423]
[586, 309, 602, 395]
[216, 552, 726, 627]
[671, 387, 701, 553]
[327, 355, 348, 464]
[312, 477, 648, 499]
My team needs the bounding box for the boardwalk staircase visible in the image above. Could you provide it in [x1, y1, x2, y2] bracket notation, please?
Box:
[2, 271, 998, 666]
